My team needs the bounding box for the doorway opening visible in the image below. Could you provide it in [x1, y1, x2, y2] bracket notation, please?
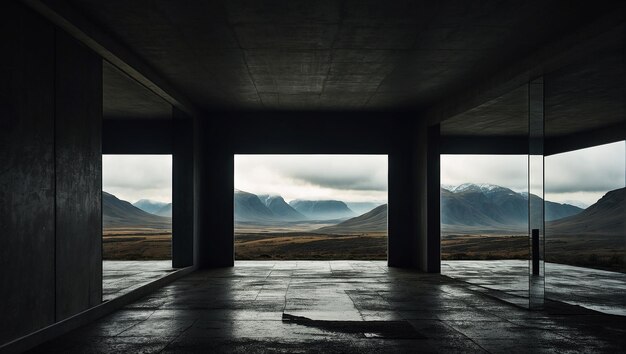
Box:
[234, 154, 388, 260]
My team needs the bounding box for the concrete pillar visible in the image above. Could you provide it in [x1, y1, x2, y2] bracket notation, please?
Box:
[388, 120, 419, 267]
[172, 107, 194, 268]
[194, 117, 234, 268]
[425, 124, 441, 273]
[387, 120, 441, 272]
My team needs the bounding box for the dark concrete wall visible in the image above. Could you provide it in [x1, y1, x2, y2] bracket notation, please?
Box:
[54, 30, 103, 320]
[0, 2, 56, 344]
[173, 108, 194, 268]
[0, 3, 102, 345]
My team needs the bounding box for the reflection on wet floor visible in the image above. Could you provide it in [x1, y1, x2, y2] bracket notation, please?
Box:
[31, 261, 625, 353]
[103, 260, 174, 301]
[442, 260, 626, 316]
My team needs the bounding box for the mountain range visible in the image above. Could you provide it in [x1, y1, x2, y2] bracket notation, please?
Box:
[103, 192, 171, 229]
[318, 204, 387, 234]
[289, 199, 355, 220]
[548, 187, 624, 236]
[133, 199, 172, 217]
[315, 185, 621, 236]
[234, 189, 358, 222]
[441, 183, 583, 230]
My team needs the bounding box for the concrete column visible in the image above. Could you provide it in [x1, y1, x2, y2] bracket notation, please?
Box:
[425, 124, 441, 273]
[388, 120, 419, 268]
[172, 107, 194, 268]
[387, 120, 440, 272]
[194, 116, 234, 268]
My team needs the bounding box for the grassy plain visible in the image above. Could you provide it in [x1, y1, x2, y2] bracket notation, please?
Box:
[103, 228, 171, 260]
[235, 232, 387, 260]
[442, 233, 624, 273]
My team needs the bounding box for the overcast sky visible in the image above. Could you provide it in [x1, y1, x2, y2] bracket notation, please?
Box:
[103, 155, 172, 203]
[441, 141, 625, 208]
[103, 142, 623, 207]
[235, 155, 388, 203]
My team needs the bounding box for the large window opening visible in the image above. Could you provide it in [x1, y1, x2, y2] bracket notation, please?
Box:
[234, 155, 388, 260]
[102, 154, 172, 299]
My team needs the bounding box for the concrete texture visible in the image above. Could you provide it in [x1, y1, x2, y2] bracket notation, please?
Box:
[442, 260, 626, 316]
[103, 261, 174, 301]
[103, 61, 172, 120]
[0, 3, 104, 345]
[172, 108, 194, 268]
[54, 29, 103, 321]
[0, 2, 56, 344]
[61, 0, 620, 112]
[31, 261, 626, 353]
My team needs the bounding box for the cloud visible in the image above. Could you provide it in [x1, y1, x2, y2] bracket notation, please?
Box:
[545, 141, 625, 194]
[441, 141, 624, 206]
[441, 154, 528, 192]
[234, 155, 388, 202]
[103, 155, 172, 203]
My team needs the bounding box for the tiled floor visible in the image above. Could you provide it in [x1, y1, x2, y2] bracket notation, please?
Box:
[31, 261, 625, 353]
[442, 260, 626, 316]
[103, 260, 174, 301]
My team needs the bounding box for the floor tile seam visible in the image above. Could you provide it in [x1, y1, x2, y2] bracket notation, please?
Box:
[253, 267, 275, 301]
[157, 318, 199, 353]
[116, 309, 159, 337]
[438, 319, 493, 354]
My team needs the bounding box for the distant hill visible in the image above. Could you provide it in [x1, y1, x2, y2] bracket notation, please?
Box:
[154, 203, 172, 217]
[258, 195, 306, 220]
[289, 200, 356, 220]
[548, 187, 624, 236]
[133, 199, 168, 215]
[346, 202, 384, 215]
[441, 183, 583, 232]
[104, 192, 171, 229]
[318, 204, 387, 234]
[234, 190, 274, 222]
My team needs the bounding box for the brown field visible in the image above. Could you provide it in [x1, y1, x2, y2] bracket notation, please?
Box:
[235, 232, 387, 260]
[103, 228, 171, 260]
[442, 234, 529, 260]
[442, 233, 624, 273]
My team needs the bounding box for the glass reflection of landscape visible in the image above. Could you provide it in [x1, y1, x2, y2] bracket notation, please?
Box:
[102, 155, 172, 260]
[545, 141, 625, 273]
[440, 154, 531, 261]
[441, 141, 624, 273]
[234, 155, 388, 260]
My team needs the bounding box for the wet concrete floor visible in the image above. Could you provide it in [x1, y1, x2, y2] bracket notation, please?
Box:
[31, 261, 625, 353]
[442, 260, 626, 316]
[103, 260, 174, 301]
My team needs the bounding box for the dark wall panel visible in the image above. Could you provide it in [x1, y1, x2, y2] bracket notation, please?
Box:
[0, 3, 56, 344]
[54, 31, 103, 320]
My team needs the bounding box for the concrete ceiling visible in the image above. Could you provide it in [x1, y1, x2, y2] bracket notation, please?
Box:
[440, 26, 625, 138]
[70, 0, 616, 112]
[103, 61, 172, 120]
